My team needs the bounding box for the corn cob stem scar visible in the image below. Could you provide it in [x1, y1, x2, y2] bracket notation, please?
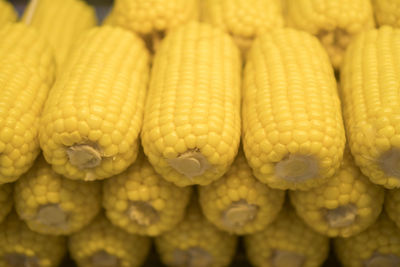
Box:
[275, 154, 319, 182]
[364, 253, 400, 267]
[127, 202, 159, 226]
[167, 149, 211, 178]
[379, 148, 400, 178]
[90, 251, 120, 267]
[324, 204, 357, 228]
[271, 250, 305, 267]
[173, 247, 213, 267]
[67, 144, 102, 169]
[4, 253, 39, 267]
[35, 204, 67, 227]
[222, 200, 258, 229]
[23, 0, 39, 25]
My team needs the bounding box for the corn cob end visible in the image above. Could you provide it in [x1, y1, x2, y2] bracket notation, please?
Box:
[67, 144, 102, 170]
[90, 251, 119, 267]
[127, 201, 159, 227]
[324, 204, 357, 228]
[166, 149, 211, 178]
[271, 250, 305, 267]
[378, 148, 400, 179]
[364, 253, 400, 267]
[35, 204, 68, 228]
[222, 200, 258, 229]
[4, 254, 39, 267]
[173, 247, 212, 267]
[275, 155, 319, 183]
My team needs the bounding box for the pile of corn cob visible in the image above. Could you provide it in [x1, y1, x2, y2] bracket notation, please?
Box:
[1, 0, 400, 266]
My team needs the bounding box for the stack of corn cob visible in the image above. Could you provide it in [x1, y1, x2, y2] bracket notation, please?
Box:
[1, 0, 400, 266]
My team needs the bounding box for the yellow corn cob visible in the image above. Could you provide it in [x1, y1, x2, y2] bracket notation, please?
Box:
[0, 212, 66, 267]
[22, 0, 97, 68]
[201, 0, 284, 53]
[103, 151, 192, 236]
[69, 213, 151, 267]
[372, 0, 400, 28]
[340, 26, 400, 189]
[155, 198, 237, 267]
[0, 0, 17, 26]
[242, 28, 345, 191]
[198, 150, 285, 235]
[0, 183, 13, 224]
[284, 0, 374, 69]
[245, 203, 330, 267]
[141, 22, 241, 187]
[289, 149, 384, 238]
[335, 212, 400, 267]
[384, 188, 400, 229]
[14, 156, 101, 235]
[0, 23, 55, 184]
[39, 26, 149, 181]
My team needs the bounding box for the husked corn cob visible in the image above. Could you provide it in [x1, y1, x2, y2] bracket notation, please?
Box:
[340, 26, 400, 189]
[285, 0, 374, 68]
[0, 24, 55, 184]
[141, 22, 241, 187]
[22, 0, 97, 68]
[0, 183, 13, 224]
[39, 26, 149, 181]
[335, 212, 400, 267]
[14, 156, 101, 235]
[69, 214, 151, 267]
[0, 0, 17, 26]
[245, 203, 330, 267]
[372, 0, 400, 28]
[384, 188, 400, 229]
[242, 28, 345, 191]
[201, 0, 284, 53]
[155, 198, 237, 267]
[0, 212, 66, 267]
[103, 152, 192, 236]
[290, 149, 384, 238]
[199, 150, 285, 235]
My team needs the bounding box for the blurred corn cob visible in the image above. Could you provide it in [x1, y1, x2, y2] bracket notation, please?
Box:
[141, 22, 241, 187]
[14, 156, 101, 235]
[201, 0, 284, 53]
[0, 0, 17, 26]
[0, 23, 55, 184]
[245, 202, 330, 267]
[242, 28, 345, 191]
[199, 150, 285, 235]
[340, 26, 400, 189]
[372, 0, 400, 28]
[39, 26, 149, 181]
[22, 0, 97, 68]
[384, 188, 400, 229]
[335, 212, 400, 267]
[155, 198, 237, 267]
[284, 0, 374, 69]
[0, 212, 66, 267]
[0, 183, 13, 224]
[103, 152, 192, 236]
[69, 213, 151, 267]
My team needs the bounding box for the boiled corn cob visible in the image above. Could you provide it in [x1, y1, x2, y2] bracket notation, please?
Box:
[155, 198, 237, 267]
[290, 149, 384, 238]
[384, 188, 400, 229]
[201, 0, 284, 53]
[335, 212, 400, 267]
[39, 26, 149, 181]
[0, 212, 66, 267]
[14, 156, 101, 235]
[69, 213, 151, 267]
[242, 28, 345, 191]
[0, 0, 17, 26]
[284, 0, 374, 69]
[0, 183, 13, 224]
[199, 150, 285, 235]
[340, 26, 400, 189]
[0, 23, 55, 184]
[22, 0, 97, 68]
[245, 202, 330, 267]
[141, 22, 241, 187]
[372, 0, 400, 28]
[103, 151, 192, 236]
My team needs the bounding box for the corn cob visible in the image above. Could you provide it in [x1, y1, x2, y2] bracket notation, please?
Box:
[0, 23, 55, 184]
[245, 202, 330, 267]
[155, 198, 237, 267]
[0, 183, 13, 224]
[284, 0, 374, 69]
[0, 0, 17, 26]
[141, 22, 241, 187]
[290, 149, 384, 238]
[372, 0, 400, 28]
[103, 151, 192, 236]
[14, 156, 101, 235]
[22, 0, 97, 68]
[384, 188, 400, 229]
[242, 28, 345, 191]
[199, 150, 285, 235]
[39, 26, 149, 181]
[335, 212, 400, 267]
[340, 26, 400, 189]
[69, 213, 151, 267]
[0, 212, 66, 267]
[201, 0, 284, 53]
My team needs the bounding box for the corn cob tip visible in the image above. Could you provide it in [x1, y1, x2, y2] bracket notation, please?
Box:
[35, 204, 67, 228]
[364, 253, 400, 267]
[4, 253, 39, 267]
[275, 155, 319, 182]
[379, 148, 400, 179]
[324, 204, 357, 228]
[67, 144, 102, 171]
[23, 0, 40, 25]
[127, 202, 159, 227]
[271, 250, 305, 267]
[173, 247, 213, 267]
[166, 149, 211, 178]
[222, 200, 259, 229]
[91, 250, 119, 267]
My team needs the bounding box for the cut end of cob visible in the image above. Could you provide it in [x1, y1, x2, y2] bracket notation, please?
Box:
[167, 149, 211, 178]
[36, 204, 67, 227]
[173, 247, 213, 267]
[324, 204, 357, 228]
[128, 202, 159, 226]
[275, 155, 319, 182]
[365, 253, 400, 267]
[222, 200, 259, 229]
[271, 250, 305, 267]
[90, 251, 120, 267]
[379, 148, 400, 178]
[67, 144, 102, 170]
[4, 253, 39, 267]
